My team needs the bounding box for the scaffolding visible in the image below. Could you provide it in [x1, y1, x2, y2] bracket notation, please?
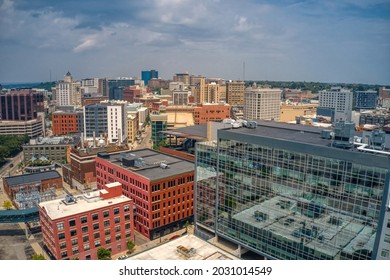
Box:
[14, 185, 56, 209]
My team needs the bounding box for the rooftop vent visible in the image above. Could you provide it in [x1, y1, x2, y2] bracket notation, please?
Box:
[160, 163, 169, 169]
[63, 194, 76, 205]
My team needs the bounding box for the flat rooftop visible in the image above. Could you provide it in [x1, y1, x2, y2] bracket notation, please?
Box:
[39, 190, 131, 220]
[99, 148, 194, 181]
[128, 235, 239, 260]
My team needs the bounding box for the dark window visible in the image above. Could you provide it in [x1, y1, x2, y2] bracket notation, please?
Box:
[114, 208, 120, 215]
[94, 232, 100, 239]
[103, 210, 109, 218]
[81, 216, 87, 224]
[70, 230, 77, 237]
[83, 236, 89, 242]
[92, 213, 98, 221]
[58, 233, 65, 240]
[69, 220, 76, 227]
[93, 223, 99, 230]
[82, 226, 88, 233]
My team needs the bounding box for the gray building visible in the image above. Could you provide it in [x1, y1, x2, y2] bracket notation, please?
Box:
[354, 90, 378, 110]
[23, 136, 80, 164]
[195, 121, 390, 260]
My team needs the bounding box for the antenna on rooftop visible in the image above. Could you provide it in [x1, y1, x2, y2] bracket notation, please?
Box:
[243, 61, 245, 81]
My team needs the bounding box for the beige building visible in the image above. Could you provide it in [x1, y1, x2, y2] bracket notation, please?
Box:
[226, 80, 245, 106]
[56, 72, 81, 107]
[279, 103, 318, 122]
[195, 78, 227, 104]
[244, 84, 282, 121]
[127, 112, 139, 144]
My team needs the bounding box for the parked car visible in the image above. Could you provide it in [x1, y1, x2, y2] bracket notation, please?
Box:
[117, 255, 128, 260]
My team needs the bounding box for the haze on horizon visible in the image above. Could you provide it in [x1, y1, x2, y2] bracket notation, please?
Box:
[0, 0, 389, 85]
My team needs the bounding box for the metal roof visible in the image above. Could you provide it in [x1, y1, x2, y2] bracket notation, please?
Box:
[5, 171, 61, 187]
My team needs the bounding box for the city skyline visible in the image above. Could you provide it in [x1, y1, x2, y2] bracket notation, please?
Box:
[0, 0, 389, 85]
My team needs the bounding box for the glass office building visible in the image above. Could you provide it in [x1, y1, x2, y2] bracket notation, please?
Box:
[195, 121, 390, 260]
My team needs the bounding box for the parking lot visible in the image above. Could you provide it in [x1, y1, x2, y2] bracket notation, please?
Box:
[0, 223, 37, 260]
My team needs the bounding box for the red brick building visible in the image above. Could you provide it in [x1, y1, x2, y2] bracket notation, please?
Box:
[39, 182, 134, 260]
[63, 145, 128, 190]
[3, 171, 63, 202]
[52, 111, 81, 135]
[193, 103, 231, 125]
[95, 149, 194, 240]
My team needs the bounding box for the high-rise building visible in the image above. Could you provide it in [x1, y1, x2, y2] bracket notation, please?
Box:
[0, 89, 44, 121]
[172, 89, 191, 106]
[142, 70, 159, 86]
[226, 80, 245, 106]
[173, 73, 190, 86]
[95, 149, 195, 240]
[244, 84, 281, 121]
[194, 78, 227, 104]
[318, 87, 353, 122]
[83, 101, 128, 144]
[39, 182, 134, 260]
[55, 72, 81, 107]
[195, 121, 390, 260]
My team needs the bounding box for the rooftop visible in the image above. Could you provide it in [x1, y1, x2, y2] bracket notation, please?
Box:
[98, 148, 194, 181]
[128, 235, 239, 260]
[5, 171, 61, 187]
[39, 190, 131, 220]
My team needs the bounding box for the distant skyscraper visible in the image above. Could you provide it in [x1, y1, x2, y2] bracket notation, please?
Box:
[142, 70, 158, 86]
[318, 87, 353, 122]
[244, 84, 281, 121]
[55, 72, 81, 107]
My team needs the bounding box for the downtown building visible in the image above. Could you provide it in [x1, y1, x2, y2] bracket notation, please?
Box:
[39, 182, 134, 260]
[244, 84, 282, 121]
[195, 121, 390, 260]
[318, 86, 353, 122]
[95, 149, 195, 240]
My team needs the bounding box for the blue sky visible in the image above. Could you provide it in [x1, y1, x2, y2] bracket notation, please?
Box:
[0, 0, 389, 85]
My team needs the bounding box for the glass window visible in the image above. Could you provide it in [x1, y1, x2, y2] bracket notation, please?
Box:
[116, 234, 121, 240]
[105, 229, 110, 236]
[71, 239, 78, 245]
[94, 232, 100, 239]
[93, 223, 99, 230]
[103, 210, 109, 218]
[60, 242, 66, 249]
[124, 205, 130, 212]
[61, 251, 68, 258]
[58, 233, 65, 240]
[92, 213, 99, 221]
[57, 222, 64, 230]
[69, 220, 76, 227]
[104, 220, 110, 227]
[384, 234, 390, 244]
[381, 249, 389, 258]
[115, 226, 121, 232]
[114, 208, 120, 215]
[94, 240, 101, 247]
[105, 237, 111, 244]
[81, 216, 87, 224]
[82, 226, 88, 233]
[84, 244, 90, 251]
[114, 217, 120, 224]
[83, 235, 89, 242]
[387, 220, 390, 229]
[70, 230, 77, 237]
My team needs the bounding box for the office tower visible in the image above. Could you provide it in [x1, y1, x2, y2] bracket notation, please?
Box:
[244, 84, 282, 121]
[226, 80, 245, 106]
[173, 73, 190, 86]
[0, 89, 44, 121]
[83, 101, 127, 144]
[195, 121, 390, 260]
[354, 90, 378, 110]
[39, 182, 134, 260]
[95, 149, 195, 240]
[318, 87, 353, 122]
[195, 78, 227, 104]
[142, 70, 159, 86]
[55, 72, 81, 107]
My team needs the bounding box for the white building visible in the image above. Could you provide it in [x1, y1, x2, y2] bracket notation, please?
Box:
[173, 89, 191, 105]
[104, 101, 128, 144]
[319, 87, 353, 122]
[127, 103, 149, 126]
[244, 84, 282, 121]
[56, 72, 81, 107]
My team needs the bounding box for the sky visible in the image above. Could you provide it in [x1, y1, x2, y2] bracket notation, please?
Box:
[0, 0, 389, 85]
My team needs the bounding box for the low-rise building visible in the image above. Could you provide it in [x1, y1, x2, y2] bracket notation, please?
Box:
[39, 182, 134, 260]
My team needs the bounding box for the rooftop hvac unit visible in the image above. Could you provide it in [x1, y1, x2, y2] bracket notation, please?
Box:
[160, 163, 169, 169]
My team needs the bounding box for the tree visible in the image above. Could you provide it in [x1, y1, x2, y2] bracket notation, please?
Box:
[2, 200, 12, 210]
[97, 247, 111, 260]
[31, 253, 45, 260]
[127, 240, 135, 253]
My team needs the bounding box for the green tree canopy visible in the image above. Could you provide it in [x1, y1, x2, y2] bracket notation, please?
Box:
[31, 253, 46, 260]
[2, 200, 12, 210]
[97, 247, 111, 260]
[127, 240, 135, 253]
